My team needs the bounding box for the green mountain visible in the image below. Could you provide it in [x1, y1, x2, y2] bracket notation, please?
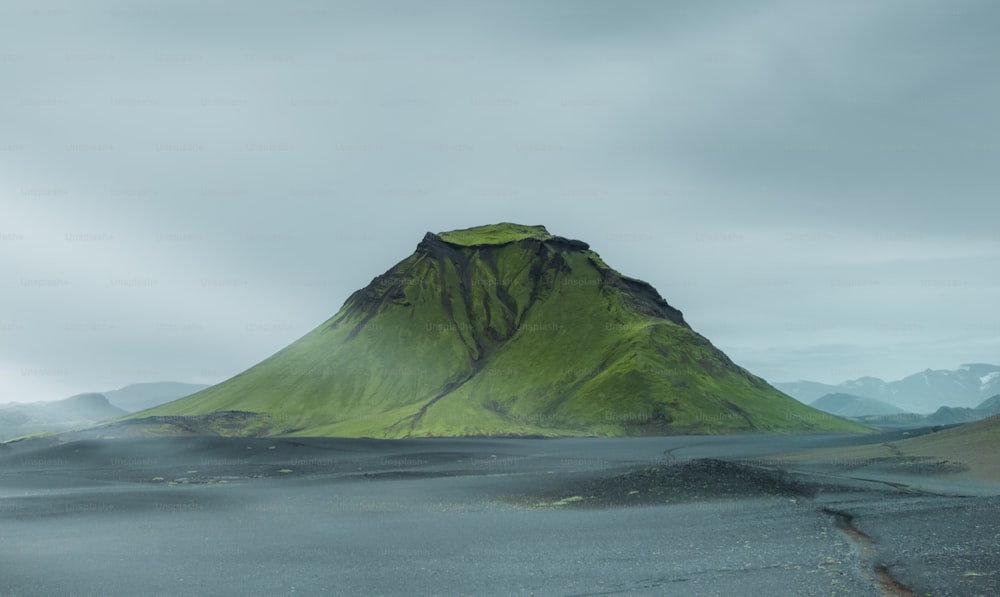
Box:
[134, 223, 868, 438]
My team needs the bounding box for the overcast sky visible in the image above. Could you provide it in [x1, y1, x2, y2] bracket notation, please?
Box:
[2, 0, 998, 403]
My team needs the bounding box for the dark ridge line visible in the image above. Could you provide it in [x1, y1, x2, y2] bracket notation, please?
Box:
[413, 384, 457, 423]
[820, 507, 918, 596]
[337, 255, 425, 339]
[506, 255, 535, 330]
[435, 253, 474, 358]
[844, 477, 931, 495]
[387, 368, 481, 435]
[429, 238, 490, 362]
[480, 251, 518, 337]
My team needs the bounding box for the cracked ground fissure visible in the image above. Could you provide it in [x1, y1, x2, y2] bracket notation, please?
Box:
[821, 507, 918, 596]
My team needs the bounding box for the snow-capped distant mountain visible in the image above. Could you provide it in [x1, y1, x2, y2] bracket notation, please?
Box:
[775, 363, 1000, 414]
[977, 370, 1000, 394]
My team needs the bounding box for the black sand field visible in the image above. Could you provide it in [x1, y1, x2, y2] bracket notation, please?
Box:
[1, 432, 998, 596]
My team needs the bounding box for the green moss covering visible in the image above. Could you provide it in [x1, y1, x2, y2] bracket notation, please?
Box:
[130, 223, 871, 438]
[437, 223, 553, 246]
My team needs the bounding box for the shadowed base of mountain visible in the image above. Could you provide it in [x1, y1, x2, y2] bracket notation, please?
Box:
[66, 406, 869, 442]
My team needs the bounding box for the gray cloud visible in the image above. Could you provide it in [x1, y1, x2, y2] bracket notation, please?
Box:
[1, 0, 997, 402]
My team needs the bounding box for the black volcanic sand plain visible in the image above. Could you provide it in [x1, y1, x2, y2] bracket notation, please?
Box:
[1, 431, 998, 596]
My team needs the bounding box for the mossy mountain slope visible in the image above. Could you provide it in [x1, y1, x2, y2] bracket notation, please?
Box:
[137, 223, 868, 437]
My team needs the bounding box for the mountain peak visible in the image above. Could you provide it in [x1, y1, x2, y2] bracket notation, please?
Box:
[435, 222, 558, 247]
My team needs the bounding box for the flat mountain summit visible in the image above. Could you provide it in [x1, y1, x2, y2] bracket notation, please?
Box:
[135, 223, 866, 437]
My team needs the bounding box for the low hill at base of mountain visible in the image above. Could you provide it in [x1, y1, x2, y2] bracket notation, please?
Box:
[810, 393, 909, 418]
[785, 414, 1000, 484]
[103, 382, 209, 412]
[129, 223, 870, 438]
[809, 392, 1000, 428]
[924, 394, 1000, 426]
[0, 393, 126, 441]
[897, 414, 1000, 480]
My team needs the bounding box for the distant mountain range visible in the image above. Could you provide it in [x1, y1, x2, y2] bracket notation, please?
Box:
[0, 382, 208, 441]
[808, 391, 1000, 428]
[776, 363, 1000, 414]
